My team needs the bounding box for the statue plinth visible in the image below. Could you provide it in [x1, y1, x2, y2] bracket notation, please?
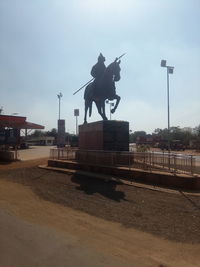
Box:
[79, 120, 129, 151]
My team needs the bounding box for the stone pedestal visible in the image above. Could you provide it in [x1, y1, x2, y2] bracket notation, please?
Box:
[79, 120, 129, 151]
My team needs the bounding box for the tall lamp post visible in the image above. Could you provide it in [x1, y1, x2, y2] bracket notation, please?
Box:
[57, 92, 65, 148]
[161, 60, 174, 151]
[0, 106, 3, 114]
[74, 109, 79, 135]
[57, 92, 63, 120]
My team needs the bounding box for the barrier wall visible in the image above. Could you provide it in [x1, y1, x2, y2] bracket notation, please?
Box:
[0, 150, 15, 161]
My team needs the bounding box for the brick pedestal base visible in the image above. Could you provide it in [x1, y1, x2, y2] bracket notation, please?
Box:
[78, 120, 129, 151]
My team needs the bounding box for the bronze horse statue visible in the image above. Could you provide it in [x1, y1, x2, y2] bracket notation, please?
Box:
[84, 58, 121, 123]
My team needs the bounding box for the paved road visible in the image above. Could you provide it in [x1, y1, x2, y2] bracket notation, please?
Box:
[0, 208, 128, 267]
[0, 163, 200, 267]
[18, 146, 53, 161]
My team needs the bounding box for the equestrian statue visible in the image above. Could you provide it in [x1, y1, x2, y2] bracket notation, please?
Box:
[74, 53, 124, 123]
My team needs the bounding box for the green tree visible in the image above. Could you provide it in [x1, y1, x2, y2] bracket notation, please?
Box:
[46, 128, 57, 138]
[153, 126, 196, 147]
[30, 130, 44, 137]
[152, 128, 168, 140]
[129, 131, 146, 143]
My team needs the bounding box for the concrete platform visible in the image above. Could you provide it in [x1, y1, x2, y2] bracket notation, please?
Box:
[47, 159, 200, 191]
[39, 164, 200, 196]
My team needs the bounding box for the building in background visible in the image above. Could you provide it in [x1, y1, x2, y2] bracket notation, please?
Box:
[26, 136, 55, 146]
[0, 115, 45, 159]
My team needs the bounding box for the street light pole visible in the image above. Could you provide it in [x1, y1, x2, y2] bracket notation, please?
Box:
[167, 67, 170, 134]
[161, 60, 174, 151]
[74, 109, 79, 135]
[57, 92, 63, 120]
[0, 106, 3, 114]
[106, 100, 114, 120]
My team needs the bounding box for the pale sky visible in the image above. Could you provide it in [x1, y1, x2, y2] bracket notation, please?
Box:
[0, 0, 200, 134]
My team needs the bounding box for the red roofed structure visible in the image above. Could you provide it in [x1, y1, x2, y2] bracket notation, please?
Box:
[0, 115, 44, 129]
[0, 115, 45, 149]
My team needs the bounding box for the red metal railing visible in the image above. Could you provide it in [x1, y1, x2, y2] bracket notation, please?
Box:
[49, 148, 198, 176]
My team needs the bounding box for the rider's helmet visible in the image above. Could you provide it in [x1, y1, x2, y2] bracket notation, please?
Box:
[98, 53, 105, 63]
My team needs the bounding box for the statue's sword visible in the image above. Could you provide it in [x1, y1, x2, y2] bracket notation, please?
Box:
[73, 53, 126, 95]
[73, 77, 94, 95]
[116, 53, 126, 60]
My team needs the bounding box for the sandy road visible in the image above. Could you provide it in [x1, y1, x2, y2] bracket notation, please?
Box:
[0, 159, 200, 266]
[0, 207, 129, 267]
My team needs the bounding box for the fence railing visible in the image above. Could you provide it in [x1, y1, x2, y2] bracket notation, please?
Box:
[49, 148, 198, 176]
[50, 147, 77, 161]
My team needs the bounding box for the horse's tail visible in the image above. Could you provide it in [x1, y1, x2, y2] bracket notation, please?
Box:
[89, 101, 93, 117]
[84, 82, 93, 100]
[84, 86, 88, 100]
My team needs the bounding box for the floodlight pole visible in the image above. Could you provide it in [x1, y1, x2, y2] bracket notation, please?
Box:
[57, 92, 63, 120]
[161, 60, 174, 152]
[167, 67, 170, 135]
[74, 109, 79, 135]
[76, 116, 78, 135]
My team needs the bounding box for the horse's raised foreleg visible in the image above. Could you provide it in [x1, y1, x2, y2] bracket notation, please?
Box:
[111, 95, 121, 114]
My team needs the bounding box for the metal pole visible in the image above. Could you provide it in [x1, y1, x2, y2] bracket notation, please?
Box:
[110, 103, 111, 120]
[191, 155, 194, 175]
[76, 116, 78, 135]
[57, 92, 62, 120]
[167, 67, 170, 152]
[58, 97, 60, 120]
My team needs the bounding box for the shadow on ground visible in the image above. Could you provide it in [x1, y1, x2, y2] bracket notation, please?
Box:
[72, 174, 127, 202]
[0, 161, 12, 165]
[1, 166, 200, 244]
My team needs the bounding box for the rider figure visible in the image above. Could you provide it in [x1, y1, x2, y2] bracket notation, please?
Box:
[91, 53, 106, 95]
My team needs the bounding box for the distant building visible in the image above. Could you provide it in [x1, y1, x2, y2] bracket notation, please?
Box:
[181, 127, 193, 133]
[0, 114, 44, 148]
[0, 114, 45, 161]
[27, 136, 55, 146]
[192, 127, 200, 135]
[136, 135, 161, 145]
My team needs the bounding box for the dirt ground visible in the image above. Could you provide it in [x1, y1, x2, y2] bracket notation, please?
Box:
[0, 159, 200, 266]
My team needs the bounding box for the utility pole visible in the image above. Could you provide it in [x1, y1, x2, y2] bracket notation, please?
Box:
[161, 60, 174, 152]
[57, 92, 63, 120]
[106, 100, 114, 120]
[0, 106, 3, 114]
[74, 109, 79, 135]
